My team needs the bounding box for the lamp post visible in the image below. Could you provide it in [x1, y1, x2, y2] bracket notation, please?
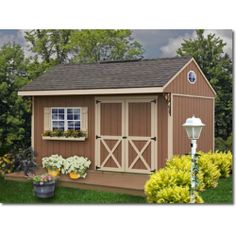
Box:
[183, 116, 205, 203]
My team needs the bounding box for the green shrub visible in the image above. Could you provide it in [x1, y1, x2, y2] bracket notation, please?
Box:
[0, 154, 14, 175]
[156, 186, 203, 204]
[215, 135, 232, 151]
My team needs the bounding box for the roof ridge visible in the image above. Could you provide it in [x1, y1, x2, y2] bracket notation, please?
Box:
[60, 56, 192, 66]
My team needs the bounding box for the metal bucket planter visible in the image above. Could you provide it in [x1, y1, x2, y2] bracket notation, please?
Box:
[33, 181, 56, 198]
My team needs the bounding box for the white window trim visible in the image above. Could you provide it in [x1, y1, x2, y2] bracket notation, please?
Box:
[51, 107, 81, 131]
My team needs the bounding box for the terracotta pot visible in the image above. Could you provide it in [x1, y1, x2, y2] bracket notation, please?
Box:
[47, 168, 60, 177]
[33, 181, 55, 198]
[69, 172, 80, 180]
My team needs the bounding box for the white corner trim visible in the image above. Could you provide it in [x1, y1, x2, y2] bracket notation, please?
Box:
[18, 87, 164, 96]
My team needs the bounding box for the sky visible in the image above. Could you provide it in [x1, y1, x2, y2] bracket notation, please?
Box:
[0, 29, 233, 59]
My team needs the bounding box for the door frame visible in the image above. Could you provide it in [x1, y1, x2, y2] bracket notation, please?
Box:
[95, 95, 158, 173]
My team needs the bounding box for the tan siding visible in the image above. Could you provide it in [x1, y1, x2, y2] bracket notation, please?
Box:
[157, 95, 168, 168]
[34, 96, 95, 168]
[164, 61, 215, 97]
[173, 95, 214, 155]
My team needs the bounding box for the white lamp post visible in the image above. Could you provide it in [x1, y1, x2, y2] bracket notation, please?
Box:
[183, 116, 205, 203]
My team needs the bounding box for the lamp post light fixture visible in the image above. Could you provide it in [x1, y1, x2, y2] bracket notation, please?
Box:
[183, 116, 205, 203]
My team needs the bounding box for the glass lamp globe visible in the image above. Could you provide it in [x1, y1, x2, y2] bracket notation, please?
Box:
[182, 116, 205, 140]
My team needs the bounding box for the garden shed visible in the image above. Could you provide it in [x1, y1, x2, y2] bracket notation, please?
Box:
[18, 56, 216, 175]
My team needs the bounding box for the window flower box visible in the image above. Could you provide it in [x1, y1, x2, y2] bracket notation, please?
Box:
[42, 136, 86, 141]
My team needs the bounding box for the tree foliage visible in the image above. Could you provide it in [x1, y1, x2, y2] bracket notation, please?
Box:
[177, 30, 232, 147]
[25, 29, 144, 64]
[0, 44, 31, 155]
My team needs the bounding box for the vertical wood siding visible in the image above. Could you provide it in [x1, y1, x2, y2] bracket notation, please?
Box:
[34, 96, 95, 167]
[157, 95, 168, 168]
[100, 102, 122, 168]
[173, 95, 214, 154]
[128, 102, 152, 170]
[164, 60, 215, 97]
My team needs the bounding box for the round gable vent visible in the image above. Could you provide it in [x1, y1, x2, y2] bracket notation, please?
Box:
[187, 70, 197, 84]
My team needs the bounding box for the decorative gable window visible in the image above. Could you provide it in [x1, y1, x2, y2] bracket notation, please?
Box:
[43, 106, 88, 140]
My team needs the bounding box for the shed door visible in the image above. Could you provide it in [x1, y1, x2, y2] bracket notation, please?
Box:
[95, 97, 157, 174]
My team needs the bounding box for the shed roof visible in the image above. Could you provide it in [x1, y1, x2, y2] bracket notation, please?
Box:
[20, 56, 192, 91]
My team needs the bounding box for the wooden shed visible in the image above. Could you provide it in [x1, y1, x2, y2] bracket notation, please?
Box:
[18, 56, 216, 175]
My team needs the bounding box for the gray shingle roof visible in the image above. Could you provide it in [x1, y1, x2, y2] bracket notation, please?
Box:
[20, 56, 192, 91]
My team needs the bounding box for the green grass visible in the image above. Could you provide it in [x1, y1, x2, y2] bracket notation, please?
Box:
[0, 177, 146, 204]
[201, 175, 233, 204]
[0, 175, 232, 204]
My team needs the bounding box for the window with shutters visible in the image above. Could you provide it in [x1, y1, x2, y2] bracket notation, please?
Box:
[51, 107, 81, 131]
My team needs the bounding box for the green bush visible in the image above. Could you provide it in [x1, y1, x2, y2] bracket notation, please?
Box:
[215, 135, 232, 151]
[156, 186, 203, 204]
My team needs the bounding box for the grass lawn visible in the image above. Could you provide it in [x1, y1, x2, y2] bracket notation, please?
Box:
[201, 175, 233, 204]
[0, 175, 232, 204]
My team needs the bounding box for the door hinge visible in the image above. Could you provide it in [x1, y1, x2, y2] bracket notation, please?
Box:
[150, 169, 156, 173]
[96, 165, 101, 170]
[122, 136, 127, 139]
[96, 100, 101, 104]
[96, 135, 101, 139]
[151, 137, 157, 141]
[150, 99, 156, 103]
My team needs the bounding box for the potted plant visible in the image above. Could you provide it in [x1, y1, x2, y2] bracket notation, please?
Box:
[61, 155, 91, 180]
[42, 154, 64, 177]
[31, 174, 56, 198]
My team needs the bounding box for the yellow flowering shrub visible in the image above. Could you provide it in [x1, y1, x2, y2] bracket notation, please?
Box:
[199, 151, 232, 178]
[156, 186, 203, 204]
[145, 151, 230, 203]
[0, 154, 14, 176]
[144, 168, 190, 203]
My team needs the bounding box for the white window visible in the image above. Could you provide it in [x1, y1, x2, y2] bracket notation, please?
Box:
[51, 108, 81, 131]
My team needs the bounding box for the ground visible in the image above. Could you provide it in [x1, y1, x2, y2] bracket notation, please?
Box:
[0, 175, 232, 204]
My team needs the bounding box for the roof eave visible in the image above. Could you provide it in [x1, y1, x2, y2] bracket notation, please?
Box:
[18, 87, 164, 96]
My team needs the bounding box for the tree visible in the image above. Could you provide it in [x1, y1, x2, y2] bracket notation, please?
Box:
[24, 30, 144, 64]
[0, 44, 31, 155]
[177, 30, 232, 149]
[69, 30, 144, 63]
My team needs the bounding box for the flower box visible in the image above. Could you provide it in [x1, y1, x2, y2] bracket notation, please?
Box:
[42, 136, 86, 141]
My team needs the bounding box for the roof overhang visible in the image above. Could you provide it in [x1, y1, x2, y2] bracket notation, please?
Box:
[18, 87, 164, 96]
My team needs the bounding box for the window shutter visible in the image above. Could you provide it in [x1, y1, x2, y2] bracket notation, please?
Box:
[44, 107, 51, 131]
[81, 107, 88, 135]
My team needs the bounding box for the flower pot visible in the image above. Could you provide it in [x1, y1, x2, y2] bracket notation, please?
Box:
[69, 172, 80, 180]
[47, 168, 60, 177]
[33, 181, 56, 198]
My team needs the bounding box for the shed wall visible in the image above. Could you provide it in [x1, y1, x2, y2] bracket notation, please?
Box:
[33, 94, 168, 171]
[34, 96, 95, 167]
[172, 95, 214, 155]
[164, 60, 215, 97]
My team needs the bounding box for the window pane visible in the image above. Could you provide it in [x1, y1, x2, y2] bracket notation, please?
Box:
[52, 113, 58, 120]
[52, 109, 58, 114]
[59, 109, 64, 114]
[67, 114, 73, 120]
[74, 114, 80, 120]
[59, 114, 64, 120]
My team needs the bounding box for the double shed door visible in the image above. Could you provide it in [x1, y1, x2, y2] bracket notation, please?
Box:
[95, 97, 157, 174]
